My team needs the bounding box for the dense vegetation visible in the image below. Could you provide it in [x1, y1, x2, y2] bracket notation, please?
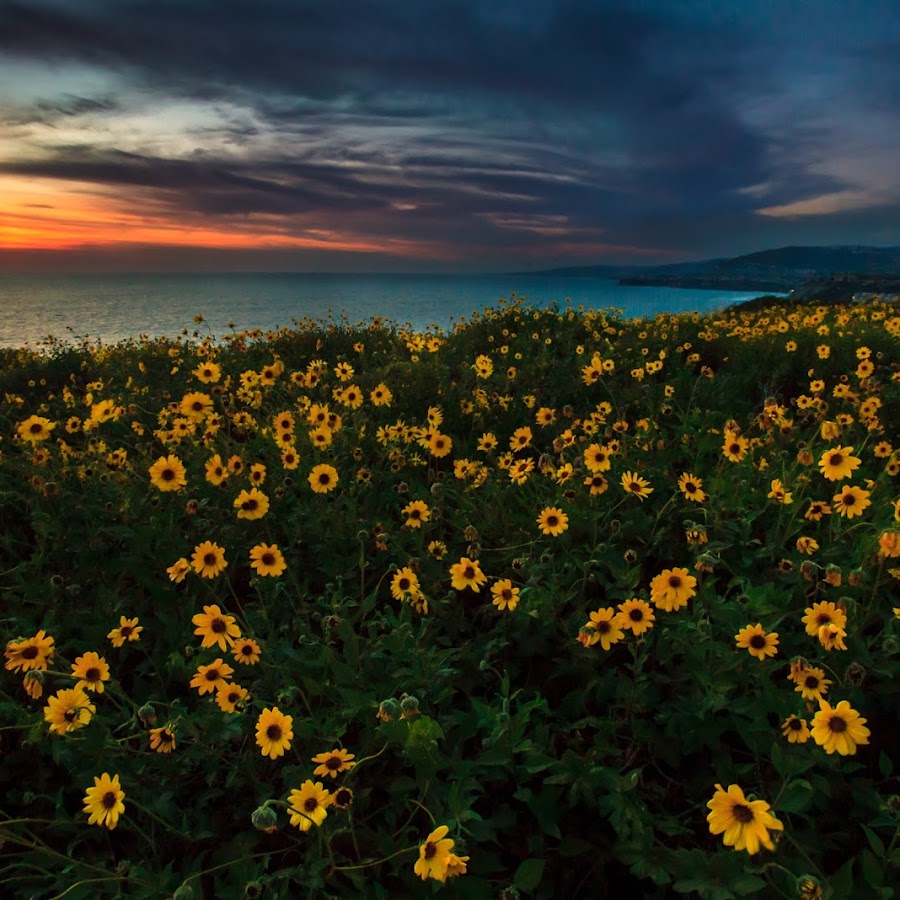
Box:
[1, 296, 899, 898]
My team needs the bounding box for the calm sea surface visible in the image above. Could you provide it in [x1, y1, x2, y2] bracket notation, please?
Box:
[0, 273, 781, 349]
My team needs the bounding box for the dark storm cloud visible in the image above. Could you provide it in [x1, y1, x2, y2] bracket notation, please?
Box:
[0, 0, 897, 267]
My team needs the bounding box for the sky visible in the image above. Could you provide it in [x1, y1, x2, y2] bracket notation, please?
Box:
[0, 0, 898, 273]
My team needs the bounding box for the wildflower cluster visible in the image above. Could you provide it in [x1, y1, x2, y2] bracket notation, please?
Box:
[1, 295, 898, 896]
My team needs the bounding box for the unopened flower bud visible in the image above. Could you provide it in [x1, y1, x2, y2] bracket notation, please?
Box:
[400, 693, 420, 719]
[138, 703, 157, 726]
[796, 875, 823, 900]
[251, 805, 278, 833]
[844, 662, 866, 686]
[377, 698, 401, 722]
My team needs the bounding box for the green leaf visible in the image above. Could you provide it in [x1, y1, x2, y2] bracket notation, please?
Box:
[514, 858, 546, 893]
[732, 874, 767, 895]
[862, 824, 886, 857]
[860, 849, 883, 888]
[777, 779, 813, 814]
[830, 858, 855, 897]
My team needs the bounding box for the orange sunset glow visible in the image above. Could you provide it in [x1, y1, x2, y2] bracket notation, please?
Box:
[0, 175, 430, 256]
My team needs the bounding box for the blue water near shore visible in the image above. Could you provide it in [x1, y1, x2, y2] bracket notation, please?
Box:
[0, 272, 783, 349]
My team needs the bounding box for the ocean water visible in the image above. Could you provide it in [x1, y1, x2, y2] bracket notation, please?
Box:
[0, 272, 780, 349]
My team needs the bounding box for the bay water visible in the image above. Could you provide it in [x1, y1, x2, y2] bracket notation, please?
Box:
[0, 272, 781, 349]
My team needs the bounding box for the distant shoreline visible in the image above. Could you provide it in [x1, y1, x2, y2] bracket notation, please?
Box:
[618, 275, 788, 292]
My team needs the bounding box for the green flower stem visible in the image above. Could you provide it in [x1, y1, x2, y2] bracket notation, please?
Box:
[128, 799, 190, 837]
[783, 831, 825, 879]
[405, 798, 435, 827]
[0, 830, 120, 879]
[351, 742, 389, 768]
[392, 779, 430, 840]
[47, 876, 133, 900]
[330, 845, 417, 872]
[183, 848, 292, 885]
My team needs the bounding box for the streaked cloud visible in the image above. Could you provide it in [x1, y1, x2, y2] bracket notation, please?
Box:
[0, 0, 897, 270]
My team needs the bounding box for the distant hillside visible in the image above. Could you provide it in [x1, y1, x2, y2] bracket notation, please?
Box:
[724, 245, 900, 274]
[530, 245, 900, 293]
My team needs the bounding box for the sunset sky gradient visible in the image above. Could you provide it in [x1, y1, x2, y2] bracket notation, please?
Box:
[1, 0, 898, 272]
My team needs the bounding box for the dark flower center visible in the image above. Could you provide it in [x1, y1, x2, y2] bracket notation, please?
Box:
[829, 453, 843, 466]
[243, 499, 258, 511]
[162, 469, 175, 480]
[211, 619, 226, 633]
[262, 553, 275, 566]
[629, 609, 644, 621]
[85, 667, 100, 681]
[319, 473, 330, 484]
[749, 635, 767, 649]
[206, 670, 219, 681]
[805, 676, 819, 689]
[463, 567, 475, 579]
[828, 716, 847, 733]
[398, 578, 410, 591]
[789, 718, 802, 730]
[102, 791, 118, 809]
[501, 590, 512, 601]
[160, 730, 173, 742]
[266, 724, 282, 741]
[335, 788, 352, 806]
[204, 553, 217, 566]
[241, 645, 253, 656]
[326, 757, 342, 770]
[685, 482, 696, 492]
[732, 804, 754, 823]
[546, 516, 558, 527]
[816, 613, 832, 625]
[597, 621, 611, 635]
[843, 494, 855, 506]
[120, 627, 133, 637]
[64, 709, 76, 722]
[304, 797, 318, 812]
[424, 842, 437, 860]
[30, 423, 42, 433]
[668, 576, 682, 589]
[22, 646, 39, 659]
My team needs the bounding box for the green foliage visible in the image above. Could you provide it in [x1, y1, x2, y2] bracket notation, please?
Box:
[0, 296, 899, 897]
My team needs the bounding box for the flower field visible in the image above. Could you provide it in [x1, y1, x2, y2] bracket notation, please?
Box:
[1, 296, 899, 899]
